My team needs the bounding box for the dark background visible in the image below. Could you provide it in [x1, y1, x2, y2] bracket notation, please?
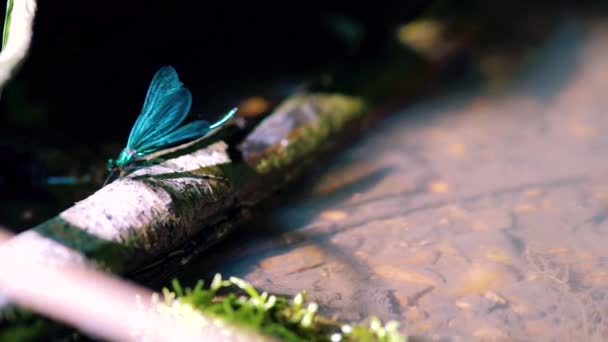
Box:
[0, 0, 440, 227]
[0, 1, 601, 228]
[5, 0, 581, 148]
[0, 1, 434, 147]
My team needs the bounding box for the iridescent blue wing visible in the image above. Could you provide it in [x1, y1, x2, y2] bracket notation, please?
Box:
[134, 87, 192, 147]
[136, 107, 238, 155]
[137, 120, 211, 155]
[126, 66, 192, 151]
[138, 107, 237, 154]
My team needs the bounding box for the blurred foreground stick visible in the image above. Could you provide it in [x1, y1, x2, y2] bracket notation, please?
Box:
[0, 18, 469, 308]
[0, 228, 273, 341]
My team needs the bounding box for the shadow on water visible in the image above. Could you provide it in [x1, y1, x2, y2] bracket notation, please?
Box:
[509, 19, 589, 101]
[179, 167, 396, 283]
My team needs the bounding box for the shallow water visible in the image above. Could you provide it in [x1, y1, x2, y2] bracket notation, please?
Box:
[189, 18, 608, 341]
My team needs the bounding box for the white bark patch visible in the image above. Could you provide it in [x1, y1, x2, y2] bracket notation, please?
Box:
[134, 141, 231, 177]
[60, 141, 231, 249]
[60, 179, 173, 247]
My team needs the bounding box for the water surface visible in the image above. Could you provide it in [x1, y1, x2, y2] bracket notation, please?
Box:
[190, 18, 608, 341]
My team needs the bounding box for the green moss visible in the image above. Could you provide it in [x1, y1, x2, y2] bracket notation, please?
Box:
[254, 94, 367, 174]
[163, 274, 407, 342]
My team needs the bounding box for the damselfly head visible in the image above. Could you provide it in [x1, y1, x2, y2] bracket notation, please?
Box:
[104, 159, 129, 185]
[107, 159, 117, 172]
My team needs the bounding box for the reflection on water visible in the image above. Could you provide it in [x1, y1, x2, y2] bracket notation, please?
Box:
[187, 18, 608, 340]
